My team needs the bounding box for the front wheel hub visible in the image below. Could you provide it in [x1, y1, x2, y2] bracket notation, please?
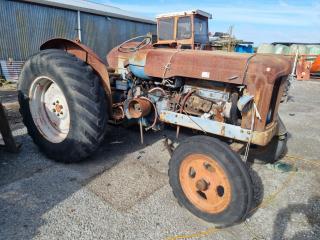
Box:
[179, 154, 231, 214]
[196, 179, 209, 191]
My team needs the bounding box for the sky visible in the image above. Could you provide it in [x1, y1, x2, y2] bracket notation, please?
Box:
[90, 0, 320, 46]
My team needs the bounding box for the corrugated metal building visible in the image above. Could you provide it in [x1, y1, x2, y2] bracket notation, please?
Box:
[0, 0, 156, 62]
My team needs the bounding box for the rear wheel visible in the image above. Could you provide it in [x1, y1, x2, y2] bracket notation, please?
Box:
[18, 49, 108, 163]
[169, 136, 253, 226]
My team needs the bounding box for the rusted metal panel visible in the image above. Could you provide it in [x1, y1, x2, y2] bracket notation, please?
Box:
[108, 47, 292, 85]
[107, 42, 152, 73]
[127, 98, 152, 118]
[110, 49, 292, 85]
[240, 55, 293, 131]
[144, 49, 249, 84]
[296, 56, 312, 80]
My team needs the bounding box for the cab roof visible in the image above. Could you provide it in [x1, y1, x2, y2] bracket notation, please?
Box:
[156, 10, 212, 19]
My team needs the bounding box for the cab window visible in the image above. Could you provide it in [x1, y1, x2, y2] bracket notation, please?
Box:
[194, 16, 208, 43]
[158, 17, 174, 40]
[177, 16, 192, 40]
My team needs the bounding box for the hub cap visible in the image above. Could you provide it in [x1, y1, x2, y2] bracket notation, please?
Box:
[29, 76, 70, 143]
[179, 154, 231, 213]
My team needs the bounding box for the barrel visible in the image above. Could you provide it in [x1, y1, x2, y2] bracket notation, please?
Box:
[257, 44, 275, 54]
[274, 44, 290, 55]
[308, 45, 320, 55]
[289, 44, 309, 55]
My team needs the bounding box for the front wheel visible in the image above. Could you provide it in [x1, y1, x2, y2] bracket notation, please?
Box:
[248, 116, 287, 164]
[18, 49, 108, 163]
[168, 136, 253, 226]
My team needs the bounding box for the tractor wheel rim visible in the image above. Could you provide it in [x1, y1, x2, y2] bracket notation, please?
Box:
[179, 153, 231, 214]
[29, 76, 70, 143]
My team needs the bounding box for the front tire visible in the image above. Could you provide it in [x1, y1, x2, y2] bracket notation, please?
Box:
[18, 49, 108, 163]
[248, 116, 287, 164]
[168, 136, 253, 227]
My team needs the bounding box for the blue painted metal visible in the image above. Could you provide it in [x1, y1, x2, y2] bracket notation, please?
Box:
[183, 85, 229, 101]
[128, 51, 151, 79]
[237, 95, 254, 112]
[159, 110, 251, 142]
[115, 80, 130, 90]
[129, 65, 150, 80]
[235, 44, 254, 53]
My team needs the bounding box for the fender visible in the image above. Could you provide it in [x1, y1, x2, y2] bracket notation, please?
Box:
[40, 38, 112, 109]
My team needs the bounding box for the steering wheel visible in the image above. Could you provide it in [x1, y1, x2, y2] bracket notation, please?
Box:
[118, 35, 152, 53]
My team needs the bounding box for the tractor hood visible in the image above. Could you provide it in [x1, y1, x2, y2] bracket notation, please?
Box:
[107, 47, 293, 85]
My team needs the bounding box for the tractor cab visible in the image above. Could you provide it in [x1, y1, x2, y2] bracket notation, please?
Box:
[155, 10, 212, 49]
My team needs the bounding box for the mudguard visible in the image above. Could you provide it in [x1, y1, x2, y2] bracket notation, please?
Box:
[40, 38, 112, 107]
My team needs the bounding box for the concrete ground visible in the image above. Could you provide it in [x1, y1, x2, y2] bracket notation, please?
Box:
[0, 80, 320, 240]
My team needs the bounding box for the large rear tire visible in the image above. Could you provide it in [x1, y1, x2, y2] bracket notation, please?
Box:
[168, 136, 253, 227]
[18, 49, 108, 163]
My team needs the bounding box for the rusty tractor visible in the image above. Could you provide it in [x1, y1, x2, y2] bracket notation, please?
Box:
[18, 10, 293, 226]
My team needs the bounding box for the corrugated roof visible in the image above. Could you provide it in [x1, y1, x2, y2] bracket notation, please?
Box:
[156, 10, 212, 19]
[20, 0, 156, 24]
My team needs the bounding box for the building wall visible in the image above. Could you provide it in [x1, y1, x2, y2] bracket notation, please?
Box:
[0, 0, 156, 61]
[80, 12, 156, 61]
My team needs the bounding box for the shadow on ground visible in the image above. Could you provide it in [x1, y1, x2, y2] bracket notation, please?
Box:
[272, 196, 320, 240]
[0, 123, 264, 239]
[0, 123, 199, 239]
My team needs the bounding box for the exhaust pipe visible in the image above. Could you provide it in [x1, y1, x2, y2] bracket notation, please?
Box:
[127, 98, 152, 118]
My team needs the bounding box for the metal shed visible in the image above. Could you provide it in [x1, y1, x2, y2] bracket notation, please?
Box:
[0, 0, 156, 62]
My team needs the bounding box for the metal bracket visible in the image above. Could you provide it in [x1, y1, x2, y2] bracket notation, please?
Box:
[159, 110, 277, 146]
